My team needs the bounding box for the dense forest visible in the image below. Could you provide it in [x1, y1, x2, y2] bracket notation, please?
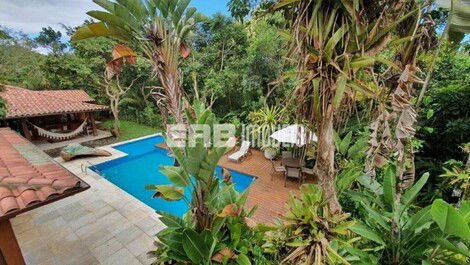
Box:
[1, 0, 470, 263]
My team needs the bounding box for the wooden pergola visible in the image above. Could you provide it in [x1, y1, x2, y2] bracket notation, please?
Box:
[0, 85, 108, 142]
[0, 128, 89, 264]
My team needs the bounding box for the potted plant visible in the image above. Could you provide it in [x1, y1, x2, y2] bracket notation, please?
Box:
[261, 142, 279, 160]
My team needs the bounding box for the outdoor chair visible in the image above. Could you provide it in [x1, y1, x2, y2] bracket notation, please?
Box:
[301, 167, 314, 175]
[228, 141, 252, 162]
[270, 159, 286, 180]
[285, 167, 302, 187]
[301, 167, 315, 181]
[282, 151, 293, 158]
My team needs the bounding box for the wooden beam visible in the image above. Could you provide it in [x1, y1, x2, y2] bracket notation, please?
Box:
[19, 119, 32, 141]
[88, 112, 97, 136]
[0, 219, 26, 265]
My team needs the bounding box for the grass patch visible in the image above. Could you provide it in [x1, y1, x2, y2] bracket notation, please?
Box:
[101, 120, 161, 141]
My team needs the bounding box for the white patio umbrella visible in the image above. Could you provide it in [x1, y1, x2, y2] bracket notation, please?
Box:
[269, 124, 317, 147]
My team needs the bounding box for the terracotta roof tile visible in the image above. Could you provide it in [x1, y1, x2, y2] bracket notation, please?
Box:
[0, 128, 89, 219]
[0, 85, 108, 119]
[40, 90, 95, 102]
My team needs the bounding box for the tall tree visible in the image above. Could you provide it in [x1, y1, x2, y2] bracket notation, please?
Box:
[72, 0, 198, 125]
[35, 27, 67, 55]
[228, 0, 252, 22]
[0, 26, 45, 88]
[274, 0, 420, 213]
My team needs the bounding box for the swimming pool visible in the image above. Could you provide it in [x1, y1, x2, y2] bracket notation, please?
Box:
[90, 135, 255, 217]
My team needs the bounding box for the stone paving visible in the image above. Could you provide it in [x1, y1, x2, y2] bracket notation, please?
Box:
[11, 135, 165, 265]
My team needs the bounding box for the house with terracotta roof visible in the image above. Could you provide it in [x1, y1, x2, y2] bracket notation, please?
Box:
[0, 85, 109, 146]
[0, 128, 89, 264]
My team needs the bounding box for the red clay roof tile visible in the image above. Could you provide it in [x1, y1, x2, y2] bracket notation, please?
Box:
[0, 128, 89, 219]
[0, 85, 108, 119]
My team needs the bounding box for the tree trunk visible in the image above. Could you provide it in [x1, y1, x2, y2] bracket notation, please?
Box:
[154, 68, 184, 126]
[314, 106, 341, 214]
[111, 99, 120, 137]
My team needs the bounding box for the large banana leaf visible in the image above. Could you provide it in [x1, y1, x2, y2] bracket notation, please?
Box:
[350, 222, 385, 245]
[431, 199, 470, 240]
[182, 229, 211, 264]
[382, 164, 397, 211]
[71, 22, 131, 42]
[144, 184, 185, 200]
[160, 165, 191, 187]
[401, 173, 430, 211]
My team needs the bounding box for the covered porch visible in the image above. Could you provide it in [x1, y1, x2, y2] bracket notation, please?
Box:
[0, 85, 109, 148]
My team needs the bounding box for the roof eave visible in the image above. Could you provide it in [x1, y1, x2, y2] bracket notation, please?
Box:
[1, 108, 109, 120]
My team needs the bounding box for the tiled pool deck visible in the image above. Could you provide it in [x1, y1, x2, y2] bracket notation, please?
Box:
[11, 134, 307, 264]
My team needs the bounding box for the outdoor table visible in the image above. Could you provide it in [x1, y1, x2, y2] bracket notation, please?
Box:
[282, 157, 302, 168]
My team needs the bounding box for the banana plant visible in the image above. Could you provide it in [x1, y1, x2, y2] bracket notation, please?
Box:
[72, 0, 198, 125]
[349, 163, 470, 264]
[147, 101, 272, 264]
[146, 100, 235, 230]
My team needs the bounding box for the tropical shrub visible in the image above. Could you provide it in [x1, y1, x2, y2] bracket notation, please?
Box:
[263, 184, 375, 264]
[440, 146, 470, 202]
[151, 187, 271, 264]
[247, 105, 285, 146]
[349, 163, 470, 264]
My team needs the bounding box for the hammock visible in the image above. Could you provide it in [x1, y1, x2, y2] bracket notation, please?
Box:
[29, 119, 88, 140]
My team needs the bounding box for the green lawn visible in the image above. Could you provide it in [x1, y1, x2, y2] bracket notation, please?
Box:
[101, 120, 161, 141]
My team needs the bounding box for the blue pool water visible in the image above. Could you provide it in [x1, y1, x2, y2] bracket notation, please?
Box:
[90, 135, 254, 217]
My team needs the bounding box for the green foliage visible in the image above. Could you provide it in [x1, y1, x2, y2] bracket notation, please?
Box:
[417, 48, 470, 168]
[149, 101, 272, 264]
[227, 0, 252, 23]
[0, 26, 46, 88]
[247, 105, 285, 142]
[185, 14, 292, 120]
[440, 152, 470, 201]
[0, 96, 6, 118]
[101, 120, 160, 140]
[334, 131, 369, 197]
[35, 26, 67, 55]
[263, 184, 375, 264]
[349, 163, 470, 264]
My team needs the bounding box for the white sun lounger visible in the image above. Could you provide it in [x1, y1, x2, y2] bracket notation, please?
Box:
[228, 141, 251, 162]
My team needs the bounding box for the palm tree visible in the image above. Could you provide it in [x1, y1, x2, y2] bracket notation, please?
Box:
[273, 0, 421, 213]
[72, 0, 198, 125]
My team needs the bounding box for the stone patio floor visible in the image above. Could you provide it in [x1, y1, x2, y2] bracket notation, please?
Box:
[11, 134, 310, 264]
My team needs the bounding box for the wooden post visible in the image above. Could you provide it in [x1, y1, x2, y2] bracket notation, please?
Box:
[88, 112, 97, 136]
[19, 119, 32, 141]
[0, 219, 26, 265]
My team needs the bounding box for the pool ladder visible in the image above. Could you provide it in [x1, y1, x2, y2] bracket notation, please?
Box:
[81, 161, 101, 175]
